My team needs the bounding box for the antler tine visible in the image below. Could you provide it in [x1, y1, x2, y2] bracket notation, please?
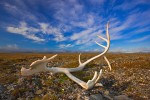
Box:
[95, 69, 103, 84]
[104, 56, 111, 71]
[97, 35, 107, 42]
[78, 53, 82, 65]
[95, 41, 107, 49]
[91, 71, 98, 82]
[46, 54, 58, 61]
[106, 22, 110, 41]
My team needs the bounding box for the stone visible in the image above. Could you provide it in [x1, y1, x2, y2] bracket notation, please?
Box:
[17, 77, 24, 84]
[42, 93, 51, 100]
[104, 90, 109, 95]
[90, 94, 103, 100]
[35, 89, 43, 95]
[7, 85, 14, 91]
[114, 95, 130, 100]
[0, 85, 5, 94]
[103, 95, 113, 100]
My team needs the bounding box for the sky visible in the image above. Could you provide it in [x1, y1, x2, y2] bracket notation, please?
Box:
[0, 0, 150, 53]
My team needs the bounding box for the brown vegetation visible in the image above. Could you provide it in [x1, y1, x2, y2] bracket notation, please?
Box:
[0, 53, 150, 99]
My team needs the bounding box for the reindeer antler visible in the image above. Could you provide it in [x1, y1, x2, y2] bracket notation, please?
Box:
[21, 22, 111, 90]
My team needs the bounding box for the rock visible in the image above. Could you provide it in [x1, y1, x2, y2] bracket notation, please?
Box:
[17, 77, 24, 84]
[0, 85, 5, 94]
[42, 93, 51, 100]
[114, 95, 130, 100]
[35, 89, 43, 95]
[77, 94, 90, 100]
[90, 94, 103, 100]
[103, 95, 113, 100]
[17, 97, 24, 100]
[7, 85, 14, 91]
[48, 76, 52, 79]
[104, 90, 109, 95]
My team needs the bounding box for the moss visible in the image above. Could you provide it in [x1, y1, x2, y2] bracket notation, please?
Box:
[59, 74, 68, 83]
[83, 76, 92, 82]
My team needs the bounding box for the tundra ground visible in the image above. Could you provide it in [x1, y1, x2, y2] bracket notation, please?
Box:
[0, 53, 150, 99]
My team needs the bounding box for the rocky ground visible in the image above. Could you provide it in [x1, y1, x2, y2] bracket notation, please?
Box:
[0, 53, 150, 100]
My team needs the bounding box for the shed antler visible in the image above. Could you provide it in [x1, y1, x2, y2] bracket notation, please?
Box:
[21, 22, 111, 90]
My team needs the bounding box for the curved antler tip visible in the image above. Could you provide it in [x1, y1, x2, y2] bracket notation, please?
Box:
[100, 69, 102, 73]
[78, 53, 82, 65]
[43, 56, 47, 60]
[104, 56, 111, 71]
[92, 71, 98, 81]
[53, 54, 58, 58]
[109, 66, 112, 71]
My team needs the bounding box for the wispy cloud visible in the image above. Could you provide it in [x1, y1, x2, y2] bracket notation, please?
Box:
[51, 0, 84, 23]
[70, 14, 95, 28]
[39, 23, 66, 41]
[7, 22, 45, 42]
[6, 21, 66, 42]
[129, 35, 150, 43]
[115, 0, 150, 10]
[0, 0, 150, 52]
[109, 9, 150, 40]
[3, 2, 38, 21]
[58, 44, 74, 48]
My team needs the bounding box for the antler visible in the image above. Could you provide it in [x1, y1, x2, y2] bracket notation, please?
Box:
[21, 22, 111, 90]
[21, 55, 57, 76]
[67, 22, 110, 72]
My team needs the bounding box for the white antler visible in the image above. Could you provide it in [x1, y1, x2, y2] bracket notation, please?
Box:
[21, 22, 111, 90]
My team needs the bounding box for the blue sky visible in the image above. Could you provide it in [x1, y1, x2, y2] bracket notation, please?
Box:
[0, 0, 150, 53]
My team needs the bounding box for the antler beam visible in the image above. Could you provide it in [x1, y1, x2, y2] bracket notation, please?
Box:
[21, 22, 111, 90]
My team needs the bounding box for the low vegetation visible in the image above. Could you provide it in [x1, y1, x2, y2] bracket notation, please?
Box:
[0, 53, 150, 99]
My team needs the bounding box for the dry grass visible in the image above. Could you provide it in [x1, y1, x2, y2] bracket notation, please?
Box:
[0, 53, 150, 99]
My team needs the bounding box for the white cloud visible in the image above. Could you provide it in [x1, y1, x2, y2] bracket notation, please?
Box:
[109, 9, 150, 40]
[128, 35, 150, 43]
[70, 14, 95, 28]
[6, 21, 67, 42]
[70, 27, 96, 41]
[39, 23, 66, 42]
[7, 22, 45, 42]
[114, 0, 150, 10]
[4, 2, 37, 21]
[59, 44, 74, 48]
[89, 0, 105, 5]
[2, 0, 150, 53]
[52, 0, 83, 23]
[39, 23, 49, 34]
[69, 26, 104, 46]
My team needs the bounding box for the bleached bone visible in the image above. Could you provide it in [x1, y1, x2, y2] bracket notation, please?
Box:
[21, 23, 111, 90]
